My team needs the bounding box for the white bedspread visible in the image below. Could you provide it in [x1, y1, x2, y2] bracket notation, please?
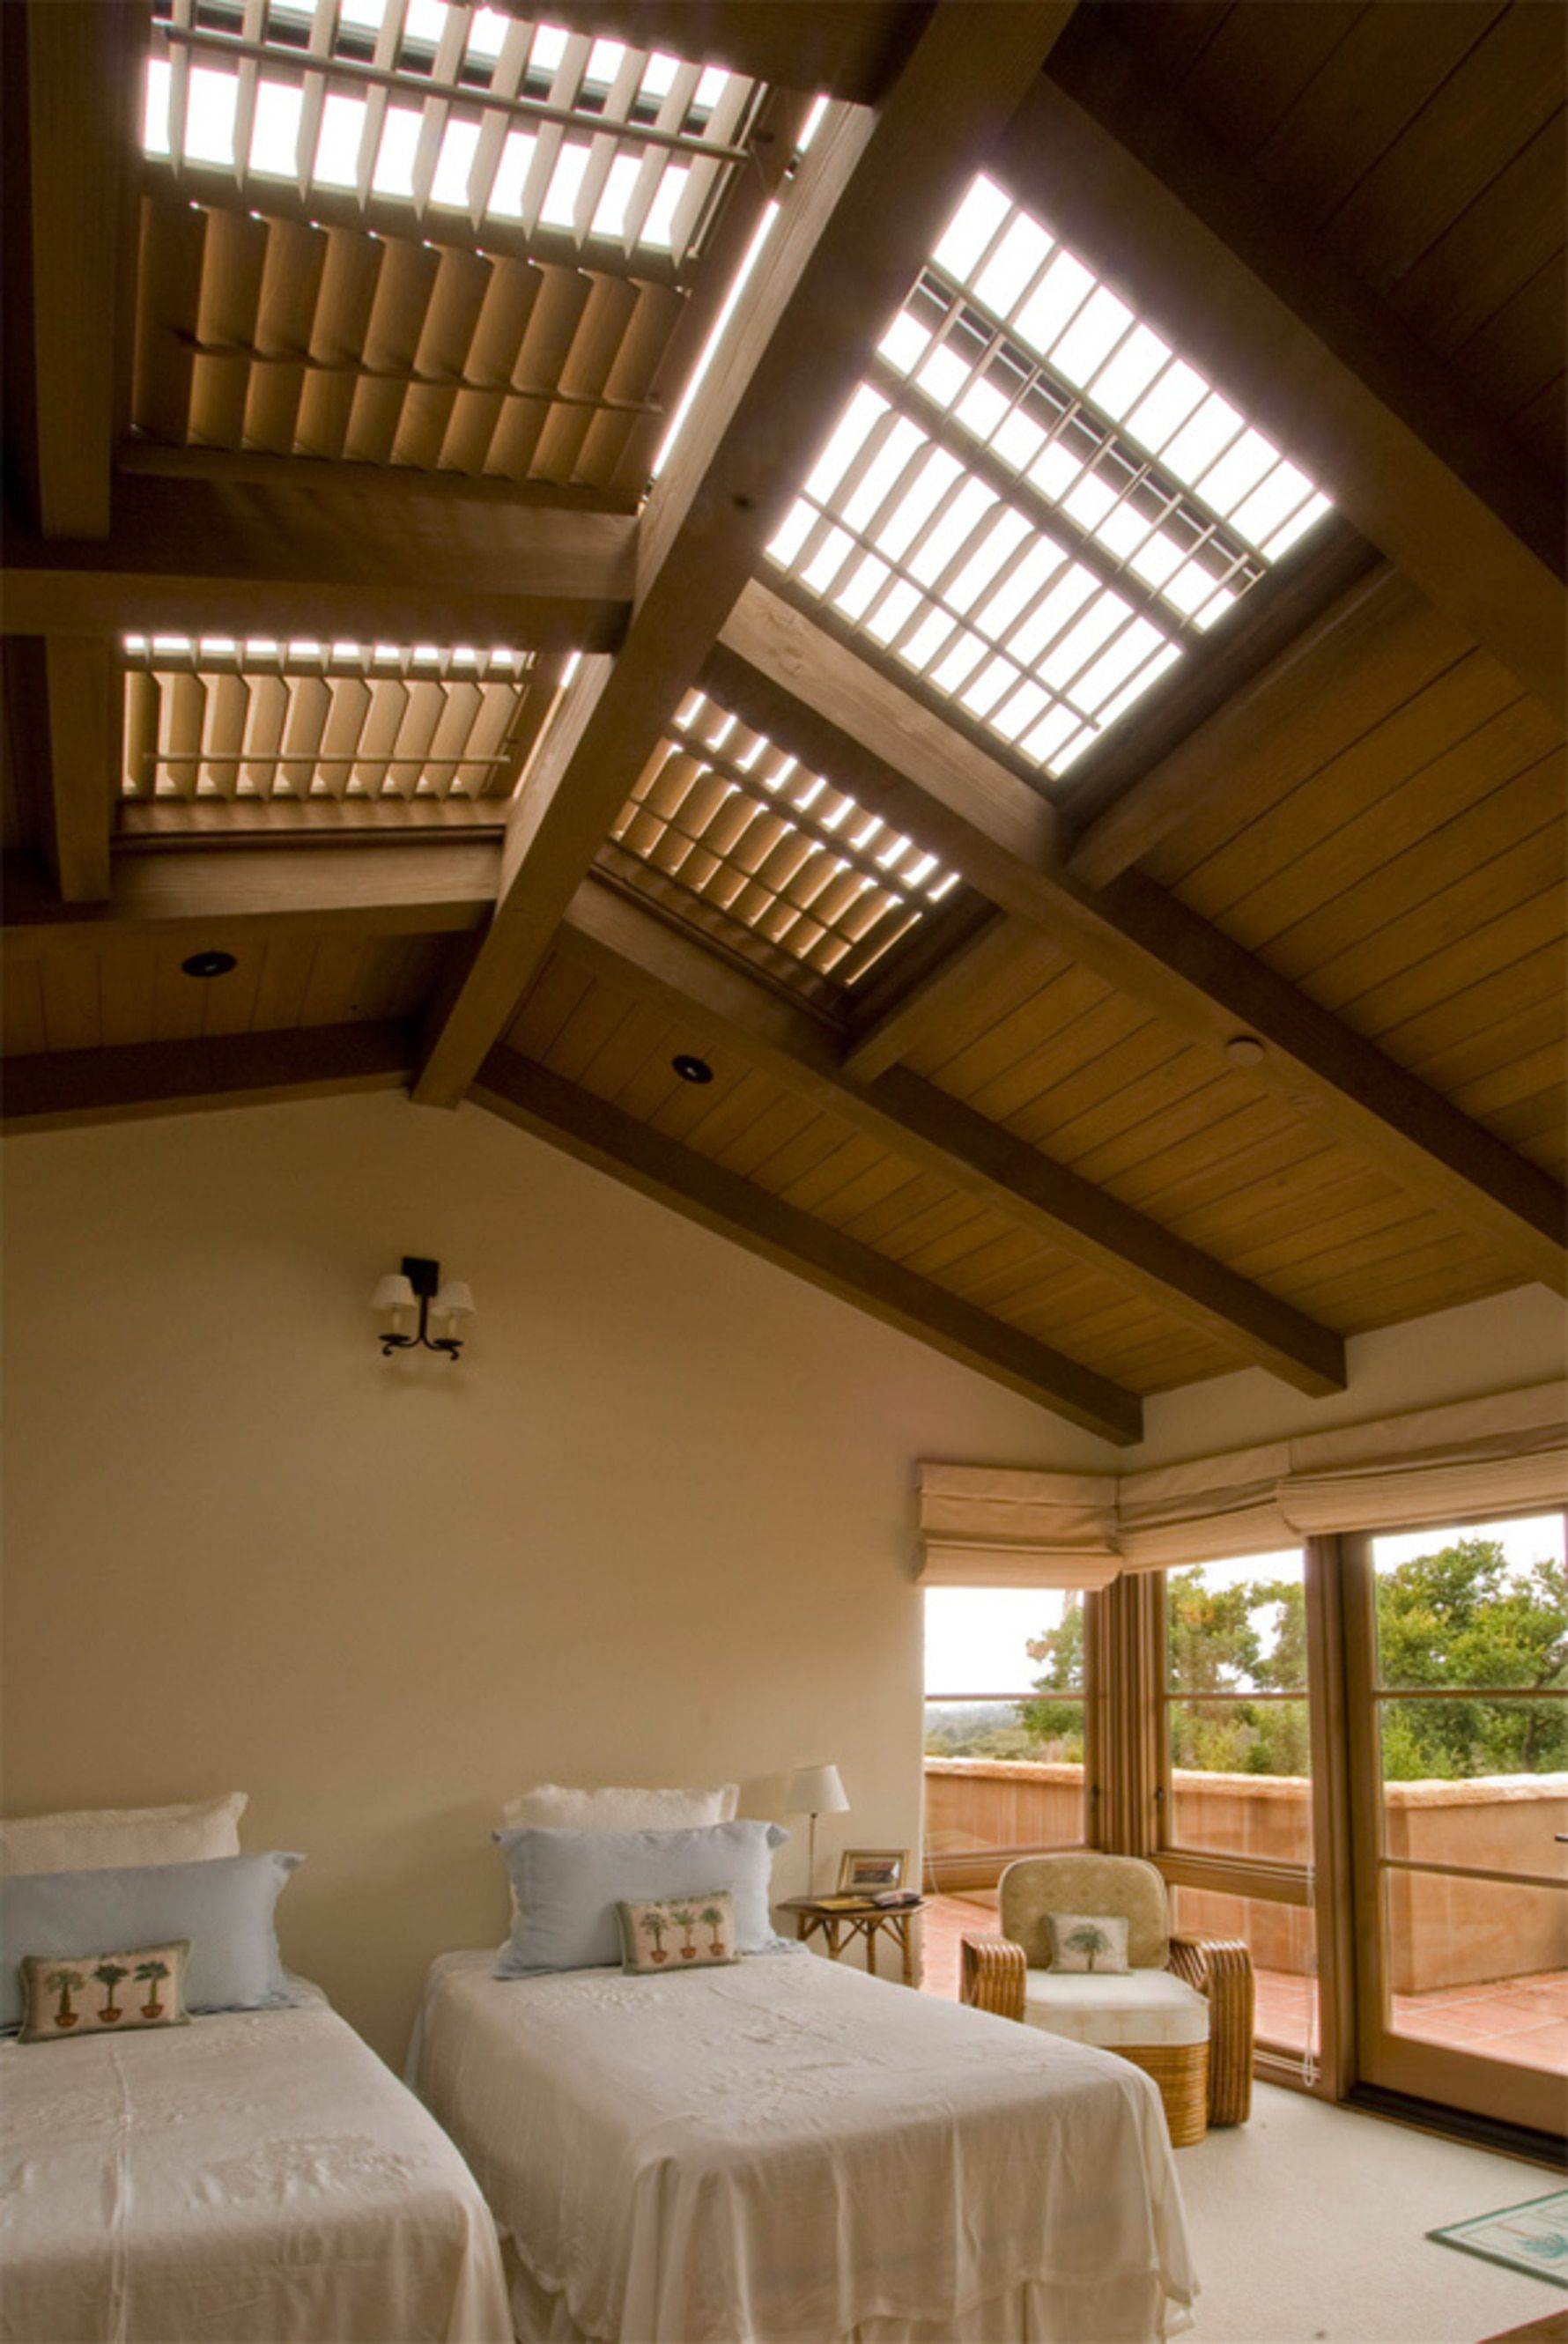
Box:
[0, 1985, 512, 2343]
[410, 1950, 1197, 2344]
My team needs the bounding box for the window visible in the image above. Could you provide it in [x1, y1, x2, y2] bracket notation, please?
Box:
[1159, 1548, 1317, 2070]
[120, 634, 541, 802]
[606, 688, 964, 987]
[772, 175, 1331, 780]
[923, 1586, 1088, 1887]
[143, 2, 764, 267]
[1162, 1548, 1311, 1863]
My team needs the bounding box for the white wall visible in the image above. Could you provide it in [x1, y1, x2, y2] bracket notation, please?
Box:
[0, 1091, 1105, 2060]
[1124, 1285, 1568, 1469]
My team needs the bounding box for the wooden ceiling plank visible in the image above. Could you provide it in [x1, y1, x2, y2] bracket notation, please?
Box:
[2, 839, 499, 959]
[1010, 66, 1565, 716]
[714, 586, 1568, 1290]
[474, 1045, 1142, 1443]
[4, 474, 636, 649]
[0, 1019, 416, 1134]
[16, 2, 134, 537]
[558, 874, 1347, 1395]
[412, 4, 1079, 1111]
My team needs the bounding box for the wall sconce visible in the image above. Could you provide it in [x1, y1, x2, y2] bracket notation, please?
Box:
[370, 1257, 475, 1361]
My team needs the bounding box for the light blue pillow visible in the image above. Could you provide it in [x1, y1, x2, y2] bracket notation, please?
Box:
[494, 1821, 793, 1978]
[0, 1852, 303, 2032]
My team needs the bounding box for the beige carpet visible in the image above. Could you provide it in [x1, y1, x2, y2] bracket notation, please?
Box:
[1177, 2084, 1564, 2344]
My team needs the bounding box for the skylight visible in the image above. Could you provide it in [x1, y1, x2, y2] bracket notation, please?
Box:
[120, 635, 538, 803]
[606, 690, 962, 987]
[143, 1, 763, 266]
[770, 175, 1332, 780]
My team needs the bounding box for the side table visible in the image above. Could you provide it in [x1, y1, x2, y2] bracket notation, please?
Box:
[777, 1895, 926, 1986]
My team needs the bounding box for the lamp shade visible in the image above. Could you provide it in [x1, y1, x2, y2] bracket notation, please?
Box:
[370, 1273, 417, 1312]
[433, 1278, 476, 1320]
[784, 1763, 849, 1816]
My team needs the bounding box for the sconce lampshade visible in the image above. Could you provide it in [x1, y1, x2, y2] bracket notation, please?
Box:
[433, 1279, 476, 1321]
[784, 1763, 849, 1817]
[370, 1273, 417, 1313]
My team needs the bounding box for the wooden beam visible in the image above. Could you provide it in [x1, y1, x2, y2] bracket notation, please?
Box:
[3, 473, 635, 649]
[0, 1020, 414, 1134]
[1066, 564, 1409, 886]
[41, 637, 115, 899]
[2, 839, 499, 959]
[473, 1045, 1143, 1443]
[413, 4, 1077, 1109]
[712, 587, 1568, 1292]
[113, 441, 628, 515]
[558, 876, 1347, 1395]
[13, 3, 136, 537]
[1006, 70, 1566, 718]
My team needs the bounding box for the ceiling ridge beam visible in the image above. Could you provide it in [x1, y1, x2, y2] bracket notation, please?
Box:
[1008, 66, 1565, 717]
[473, 1043, 1143, 1444]
[0, 1019, 415, 1134]
[411, 2, 1080, 1110]
[558, 875, 1346, 1396]
[710, 588, 1568, 1293]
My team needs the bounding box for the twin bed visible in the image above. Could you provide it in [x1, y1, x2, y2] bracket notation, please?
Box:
[410, 1947, 1195, 2344]
[2, 1791, 1198, 2344]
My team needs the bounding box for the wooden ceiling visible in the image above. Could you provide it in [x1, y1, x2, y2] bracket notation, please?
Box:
[3, 0, 1564, 1445]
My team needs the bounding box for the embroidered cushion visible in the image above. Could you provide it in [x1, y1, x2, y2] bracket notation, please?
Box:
[619, 1890, 741, 1974]
[1047, 1911, 1131, 1973]
[18, 1939, 190, 2043]
[0, 1795, 247, 1877]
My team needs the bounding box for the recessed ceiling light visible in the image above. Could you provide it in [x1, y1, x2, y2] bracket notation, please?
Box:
[181, 950, 238, 979]
[1225, 1034, 1265, 1068]
[672, 1054, 714, 1084]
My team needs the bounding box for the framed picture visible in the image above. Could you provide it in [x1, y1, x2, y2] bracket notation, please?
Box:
[836, 1847, 911, 1895]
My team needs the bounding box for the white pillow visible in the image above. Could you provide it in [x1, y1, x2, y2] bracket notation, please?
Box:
[0, 1794, 248, 1878]
[501, 1783, 740, 1833]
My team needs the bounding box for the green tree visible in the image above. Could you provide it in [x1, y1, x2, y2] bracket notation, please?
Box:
[1015, 1598, 1086, 1760]
[1373, 1539, 1568, 1779]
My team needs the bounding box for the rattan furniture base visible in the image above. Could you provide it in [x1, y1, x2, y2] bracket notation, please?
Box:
[1113, 2039, 1209, 2148]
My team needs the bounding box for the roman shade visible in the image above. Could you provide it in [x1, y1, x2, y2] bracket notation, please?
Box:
[919, 1382, 1568, 1586]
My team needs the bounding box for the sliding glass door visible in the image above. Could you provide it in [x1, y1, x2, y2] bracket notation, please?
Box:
[1342, 1512, 1567, 2136]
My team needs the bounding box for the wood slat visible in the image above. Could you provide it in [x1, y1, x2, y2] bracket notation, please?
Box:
[0, 1020, 415, 1133]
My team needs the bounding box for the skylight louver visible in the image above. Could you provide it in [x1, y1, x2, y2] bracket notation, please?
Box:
[604, 691, 963, 989]
[121, 635, 540, 802]
[144, 0, 763, 269]
[770, 175, 1332, 781]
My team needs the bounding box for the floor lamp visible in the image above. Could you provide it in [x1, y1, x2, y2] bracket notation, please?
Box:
[784, 1763, 850, 1895]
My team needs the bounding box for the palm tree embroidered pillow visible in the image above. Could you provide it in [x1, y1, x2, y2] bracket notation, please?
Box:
[1046, 1912, 1130, 1974]
[18, 1939, 190, 2042]
[618, 1893, 741, 1975]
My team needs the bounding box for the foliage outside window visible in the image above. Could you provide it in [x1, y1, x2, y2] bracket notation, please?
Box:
[923, 1587, 1085, 1763]
[1161, 1550, 1312, 1864]
[1372, 1526, 1567, 1778]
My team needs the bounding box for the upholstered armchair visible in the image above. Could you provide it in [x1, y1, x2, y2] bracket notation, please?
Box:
[960, 1852, 1254, 2146]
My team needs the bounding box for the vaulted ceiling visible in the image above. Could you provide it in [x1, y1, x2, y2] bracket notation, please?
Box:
[4, 0, 1564, 1444]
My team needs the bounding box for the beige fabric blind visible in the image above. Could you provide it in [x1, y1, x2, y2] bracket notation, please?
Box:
[915, 1465, 1121, 1588]
[917, 1382, 1568, 1584]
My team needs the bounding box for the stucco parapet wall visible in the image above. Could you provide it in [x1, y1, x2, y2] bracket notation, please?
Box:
[924, 1758, 1084, 1786]
[1384, 1772, 1568, 1808]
